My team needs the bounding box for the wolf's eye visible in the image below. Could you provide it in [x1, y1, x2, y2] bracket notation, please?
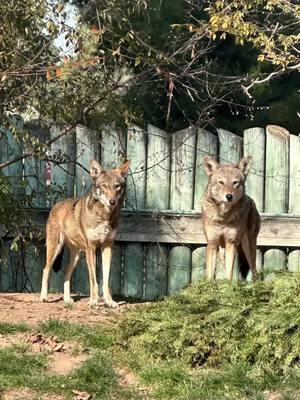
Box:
[233, 180, 239, 185]
[115, 183, 121, 190]
[218, 181, 224, 185]
[101, 184, 108, 189]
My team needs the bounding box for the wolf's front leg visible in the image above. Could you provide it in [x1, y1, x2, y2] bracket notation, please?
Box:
[206, 242, 218, 280]
[225, 241, 236, 281]
[101, 244, 118, 308]
[86, 247, 99, 307]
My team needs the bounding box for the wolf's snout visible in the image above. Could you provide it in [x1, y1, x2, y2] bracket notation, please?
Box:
[109, 199, 116, 206]
[226, 194, 233, 201]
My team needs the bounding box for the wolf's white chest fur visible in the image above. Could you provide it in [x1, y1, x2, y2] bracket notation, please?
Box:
[86, 222, 113, 243]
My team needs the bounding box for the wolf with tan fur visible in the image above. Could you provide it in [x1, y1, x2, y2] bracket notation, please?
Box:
[40, 159, 131, 308]
[202, 155, 260, 281]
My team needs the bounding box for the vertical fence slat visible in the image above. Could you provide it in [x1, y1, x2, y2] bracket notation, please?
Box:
[168, 127, 195, 292]
[192, 247, 206, 283]
[0, 116, 24, 199]
[287, 134, 300, 272]
[125, 125, 148, 298]
[170, 127, 196, 210]
[217, 128, 243, 279]
[125, 125, 146, 210]
[243, 127, 265, 280]
[218, 128, 243, 164]
[265, 125, 289, 213]
[144, 124, 170, 299]
[146, 124, 170, 209]
[49, 125, 76, 202]
[24, 124, 49, 208]
[287, 251, 300, 272]
[263, 250, 286, 280]
[264, 125, 289, 278]
[194, 128, 218, 211]
[243, 127, 265, 212]
[168, 246, 191, 294]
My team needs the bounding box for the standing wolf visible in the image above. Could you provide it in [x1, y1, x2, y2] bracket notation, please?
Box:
[40, 159, 131, 308]
[202, 156, 260, 281]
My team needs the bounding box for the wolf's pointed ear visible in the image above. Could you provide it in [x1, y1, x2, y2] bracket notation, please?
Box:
[117, 160, 131, 176]
[238, 156, 252, 177]
[89, 159, 102, 180]
[204, 156, 219, 176]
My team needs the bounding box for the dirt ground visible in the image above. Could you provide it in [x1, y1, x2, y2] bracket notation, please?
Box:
[0, 293, 137, 326]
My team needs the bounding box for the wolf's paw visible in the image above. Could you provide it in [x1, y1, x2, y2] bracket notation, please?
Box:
[88, 298, 99, 308]
[40, 295, 48, 303]
[64, 296, 74, 304]
[104, 297, 119, 308]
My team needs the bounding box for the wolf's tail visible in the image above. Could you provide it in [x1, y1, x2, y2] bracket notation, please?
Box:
[237, 244, 249, 280]
[52, 246, 65, 272]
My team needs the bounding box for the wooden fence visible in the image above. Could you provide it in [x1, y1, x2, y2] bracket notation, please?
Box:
[0, 119, 300, 299]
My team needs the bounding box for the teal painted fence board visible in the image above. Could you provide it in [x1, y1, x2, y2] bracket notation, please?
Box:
[0, 116, 24, 199]
[123, 243, 144, 299]
[125, 125, 146, 209]
[168, 127, 196, 292]
[264, 125, 289, 277]
[287, 134, 300, 271]
[193, 128, 218, 211]
[168, 246, 191, 293]
[265, 125, 289, 213]
[146, 124, 170, 209]
[144, 244, 168, 300]
[191, 247, 206, 283]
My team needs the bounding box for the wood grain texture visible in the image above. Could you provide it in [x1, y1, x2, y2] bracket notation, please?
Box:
[194, 128, 218, 211]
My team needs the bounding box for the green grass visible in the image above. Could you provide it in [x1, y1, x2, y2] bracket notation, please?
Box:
[115, 273, 300, 399]
[0, 322, 29, 334]
[1, 274, 300, 399]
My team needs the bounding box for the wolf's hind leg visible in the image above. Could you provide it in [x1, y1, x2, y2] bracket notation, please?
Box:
[63, 246, 81, 303]
[40, 222, 64, 302]
[241, 234, 257, 281]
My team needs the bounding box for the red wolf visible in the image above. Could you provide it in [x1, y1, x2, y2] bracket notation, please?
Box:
[202, 156, 260, 281]
[40, 159, 131, 308]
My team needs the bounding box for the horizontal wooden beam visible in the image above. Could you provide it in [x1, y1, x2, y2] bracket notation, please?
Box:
[27, 208, 300, 247]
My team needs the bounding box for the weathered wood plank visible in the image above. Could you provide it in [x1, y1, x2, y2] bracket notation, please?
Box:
[287, 250, 300, 272]
[125, 125, 146, 209]
[49, 125, 76, 203]
[144, 124, 171, 299]
[0, 116, 24, 199]
[287, 134, 300, 271]
[218, 128, 243, 164]
[263, 249, 286, 280]
[32, 209, 300, 247]
[168, 246, 191, 293]
[243, 127, 265, 212]
[146, 124, 170, 209]
[169, 127, 195, 291]
[170, 127, 196, 210]
[145, 244, 168, 300]
[24, 124, 50, 208]
[123, 243, 144, 299]
[265, 125, 289, 213]
[191, 247, 206, 283]
[24, 244, 44, 292]
[100, 125, 126, 168]
[264, 125, 289, 274]
[193, 128, 218, 211]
